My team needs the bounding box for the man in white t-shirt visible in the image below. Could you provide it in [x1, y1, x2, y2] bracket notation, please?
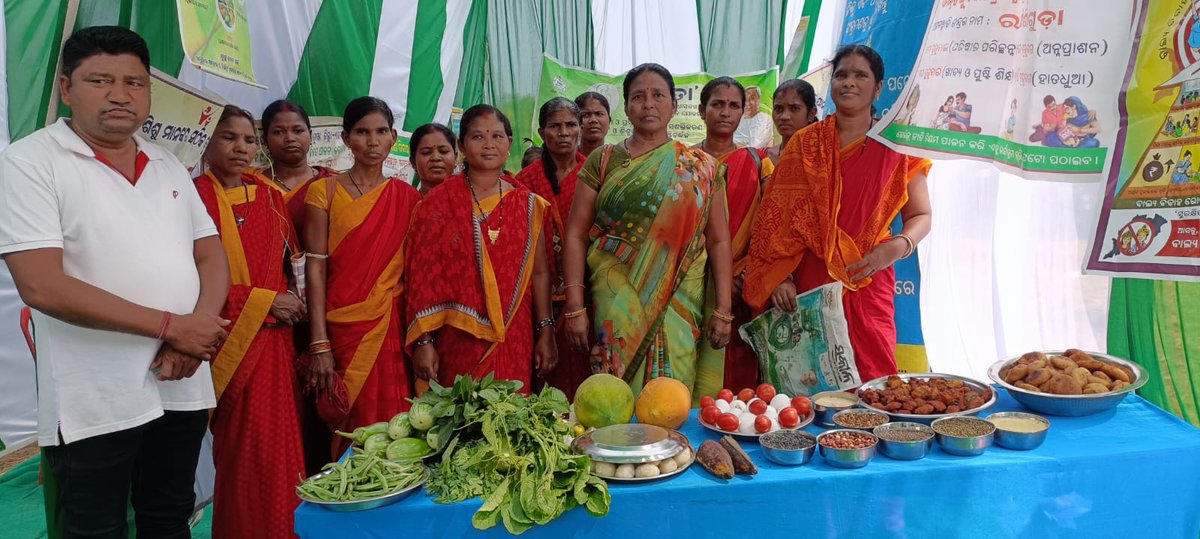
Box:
[0, 26, 230, 538]
[733, 86, 775, 148]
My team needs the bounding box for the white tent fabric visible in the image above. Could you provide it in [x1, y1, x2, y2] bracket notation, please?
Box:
[591, 0, 704, 74]
[176, 0, 323, 116]
[0, 0, 8, 153]
[920, 164, 1109, 379]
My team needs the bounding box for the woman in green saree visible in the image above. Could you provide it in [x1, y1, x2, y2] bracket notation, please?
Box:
[561, 63, 733, 403]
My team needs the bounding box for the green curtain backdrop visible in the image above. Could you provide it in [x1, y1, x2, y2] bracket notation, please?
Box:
[1109, 279, 1200, 426]
[453, 0, 490, 111]
[484, 0, 593, 172]
[5, 0, 69, 141]
[287, 0, 384, 117]
[696, 0, 787, 76]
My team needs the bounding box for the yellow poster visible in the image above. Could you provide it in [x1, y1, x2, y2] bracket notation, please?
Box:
[176, 0, 260, 87]
[142, 68, 225, 172]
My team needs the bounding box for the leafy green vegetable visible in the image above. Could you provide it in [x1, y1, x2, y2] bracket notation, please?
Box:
[417, 374, 610, 534]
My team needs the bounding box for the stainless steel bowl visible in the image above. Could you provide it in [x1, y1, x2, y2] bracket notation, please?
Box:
[812, 391, 859, 427]
[571, 423, 688, 464]
[297, 468, 427, 512]
[856, 373, 997, 425]
[817, 429, 878, 469]
[872, 422, 935, 460]
[932, 416, 994, 457]
[832, 409, 890, 431]
[759, 430, 817, 466]
[987, 351, 1148, 417]
[986, 411, 1050, 450]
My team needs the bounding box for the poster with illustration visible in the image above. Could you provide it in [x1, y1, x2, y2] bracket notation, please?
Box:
[176, 0, 260, 87]
[1087, 0, 1200, 280]
[870, 0, 1140, 182]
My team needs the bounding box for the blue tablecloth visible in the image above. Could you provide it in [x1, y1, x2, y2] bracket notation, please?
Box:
[295, 391, 1200, 537]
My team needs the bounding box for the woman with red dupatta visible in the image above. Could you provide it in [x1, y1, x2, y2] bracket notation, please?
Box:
[304, 97, 421, 457]
[692, 77, 776, 392]
[744, 45, 932, 382]
[407, 105, 558, 392]
[515, 97, 587, 399]
[197, 106, 306, 538]
[257, 99, 338, 241]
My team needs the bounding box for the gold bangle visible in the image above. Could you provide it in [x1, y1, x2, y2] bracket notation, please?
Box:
[711, 309, 735, 322]
[563, 283, 585, 290]
[562, 308, 587, 319]
[305, 252, 329, 260]
[892, 233, 916, 259]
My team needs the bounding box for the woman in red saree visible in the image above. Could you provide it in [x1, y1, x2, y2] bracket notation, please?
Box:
[410, 123, 458, 196]
[197, 106, 306, 538]
[407, 105, 557, 392]
[256, 99, 338, 240]
[744, 45, 932, 382]
[304, 97, 421, 457]
[692, 78, 776, 391]
[515, 97, 587, 399]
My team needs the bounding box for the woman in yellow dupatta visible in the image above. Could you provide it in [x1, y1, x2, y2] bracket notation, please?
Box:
[303, 97, 421, 457]
[744, 45, 932, 382]
[562, 63, 734, 403]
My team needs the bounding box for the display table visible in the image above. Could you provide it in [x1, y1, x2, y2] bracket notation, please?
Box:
[295, 391, 1200, 537]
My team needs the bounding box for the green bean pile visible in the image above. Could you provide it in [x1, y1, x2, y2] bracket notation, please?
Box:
[297, 454, 426, 502]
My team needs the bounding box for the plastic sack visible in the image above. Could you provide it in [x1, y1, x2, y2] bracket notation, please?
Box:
[738, 282, 861, 397]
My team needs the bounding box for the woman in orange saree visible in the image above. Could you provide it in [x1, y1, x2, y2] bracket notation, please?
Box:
[744, 45, 932, 382]
[304, 97, 421, 457]
[692, 78, 776, 392]
[515, 97, 588, 399]
[407, 105, 557, 392]
[197, 106, 306, 538]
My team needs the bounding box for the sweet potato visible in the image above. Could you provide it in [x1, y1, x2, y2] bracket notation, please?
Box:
[697, 440, 734, 479]
[719, 436, 757, 476]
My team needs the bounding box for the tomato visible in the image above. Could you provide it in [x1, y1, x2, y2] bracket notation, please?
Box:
[701, 405, 721, 425]
[716, 413, 740, 432]
[717, 389, 735, 403]
[778, 407, 800, 428]
[737, 388, 756, 403]
[791, 396, 813, 416]
[754, 415, 772, 433]
[748, 399, 768, 415]
[700, 395, 716, 409]
[756, 383, 777, 403]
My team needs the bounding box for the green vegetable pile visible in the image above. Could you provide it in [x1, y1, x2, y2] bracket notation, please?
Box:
[335, 410, 434, 462]
[297, 454, 426, 502]
[417, 374, 611, 534]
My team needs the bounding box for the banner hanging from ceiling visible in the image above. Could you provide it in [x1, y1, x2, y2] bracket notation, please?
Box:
[176, 0, 262, 87]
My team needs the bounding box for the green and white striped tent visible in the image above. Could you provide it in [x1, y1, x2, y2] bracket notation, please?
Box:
[0, 0, 832, 452]
[0, 0, 824, 171]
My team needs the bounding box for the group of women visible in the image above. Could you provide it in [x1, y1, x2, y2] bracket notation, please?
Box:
[193, 44, 931, 537]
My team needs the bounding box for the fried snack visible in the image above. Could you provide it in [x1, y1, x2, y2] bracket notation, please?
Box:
[1018, 351, 1047, 365]
[1111, 380, 1130, 391]
[1070, 367, 1090, 387]
[1027, 359, 1048, 371]
[1003, 364, 1030, 384]
[1082, 383, 1110, 394]
[1101, 364, 1133, 383]
[1047, 374, 1082, 395]
[1025, 368, 1053, 386]
[1090, 370, 1112, 384]
[859, 376, 991, 416]
[1050, 356, 1078, 371]
[1015, 382, 1040, 391]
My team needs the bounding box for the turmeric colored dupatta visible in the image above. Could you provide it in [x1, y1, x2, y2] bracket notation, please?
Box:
[195, 172, 296, 401]
[306, 177, 420, 437]
[195, 172, 305, 537]
[405, 175, 549, 391]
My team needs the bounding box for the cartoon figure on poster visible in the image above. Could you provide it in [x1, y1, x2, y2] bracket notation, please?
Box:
[1174, 149, 1195, 184]
[1001, 99, 1018, 141]
[947, 92, 981, 134]
[895, 84, 921, 126]
[931, 95, 953, 129]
